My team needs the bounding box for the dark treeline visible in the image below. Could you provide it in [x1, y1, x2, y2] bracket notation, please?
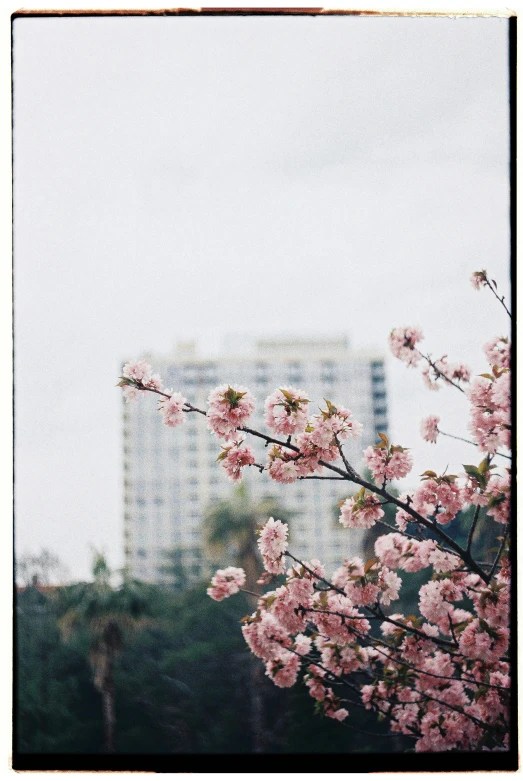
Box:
[15, 497, 497, 758]
[15, 566, 409, 756]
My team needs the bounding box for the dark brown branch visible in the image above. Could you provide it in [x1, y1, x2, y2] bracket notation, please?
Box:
[132, 380, 490, 582]
[466, 504, 482, 554]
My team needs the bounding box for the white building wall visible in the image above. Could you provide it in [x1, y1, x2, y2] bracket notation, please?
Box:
[122, 340, 388, 584]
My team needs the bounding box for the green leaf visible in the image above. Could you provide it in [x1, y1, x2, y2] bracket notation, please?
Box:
[463, 465, 486, 488]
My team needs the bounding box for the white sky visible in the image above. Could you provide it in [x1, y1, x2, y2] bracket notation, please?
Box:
[13, 14, 510, 582]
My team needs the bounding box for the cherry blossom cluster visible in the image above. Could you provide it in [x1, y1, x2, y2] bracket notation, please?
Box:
[421, 356, 471, 391]
[363, 432, 413, 484]
[217, 441, 256, 482]
[389, 327, 471, 392]
[420, 414, 439, 443]
[388, 325, 424, 366]
[206, 384, 256, 441]
[339, 489, 384, 529]
[257, 517, 289, 574]
[119, 360, 163, 403]
[467, 370, 510, 455]
[210, 516, 510, 751]
[119, 270, 511, 753]
[206, 566, 246, 601]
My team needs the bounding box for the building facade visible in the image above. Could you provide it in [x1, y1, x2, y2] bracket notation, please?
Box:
[122, 337, 388, 584]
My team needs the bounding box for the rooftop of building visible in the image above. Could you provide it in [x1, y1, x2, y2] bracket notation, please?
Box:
[137, 336, 386, 365]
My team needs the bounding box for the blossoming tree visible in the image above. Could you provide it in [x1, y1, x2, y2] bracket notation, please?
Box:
[118, 271, 511, 752]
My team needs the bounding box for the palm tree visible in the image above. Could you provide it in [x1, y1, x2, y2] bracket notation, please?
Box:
[57, 553, 151, 753]
[203, 482, 291, 598]
[203, 483, 292, 753]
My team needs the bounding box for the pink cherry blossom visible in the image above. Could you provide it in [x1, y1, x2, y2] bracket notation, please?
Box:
[219, 442, 255, 481]
[458, 619, 509, 664]
[266, 445, 302, 483]
[378, 567, 402, 605]
[484, 336, 510, 370]
[364, 445, 413, 483]
[206, 384, 255, 441]
[258, 517, 289, 574]
[389, 326, 424, 367]
[294, 633, 313, 657]
[422, 356, 471, 391]
[122, 386, 142, 403]
[122, 359, 153, 383]
[420, 415, 439, 443]
[159, 391, 187, 428]
[486, 472, 510, 524]
[265, 649, 301, 688]
[207, 567, 246, 601]
[264, 386, 309, 436]
[339, 492, 384, 529]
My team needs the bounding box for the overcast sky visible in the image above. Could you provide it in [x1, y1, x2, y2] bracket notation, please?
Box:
[13, 15, 510, 582]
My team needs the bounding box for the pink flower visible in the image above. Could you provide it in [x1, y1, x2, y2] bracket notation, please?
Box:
[327, 707, 349, 722]
[458, 619, 509, 663]
[206, 384, 255, 441]
[364, 445, 413, 483]
[420, 415, 440, 443]
[378, 567, 402, 606]
[120, 360, 163, 400]
[422, 356, 471, 391]
[339, 492, 384, 529]
[418, 579, 463, 625]
[122, 386, 142, 403]
[258, 517, 289, 574]
[389, 326, 424, 367]
[242, 611, 292, 660]
[266, 445, 300, 483]
[122, 359, 153, 383]
[484, 336, 510, 370]
[375, 534, 437, 573]
[159, 391, 187, 428]
[294, 634, 313, 657]
[486, 472, 510, 524]
[428, 548, 460, 573]
[207, 567, 246, 601]
[219, 442, 255, 482]
[316, 401, 363, 443]
[265, 650, 301, 688]
[413, 478, 463, 525]
[264, 386, 310, 436]
[467, 375, 511, 454]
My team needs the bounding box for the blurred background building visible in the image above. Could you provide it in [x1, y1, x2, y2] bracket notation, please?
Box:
[122, 337, 388, 584]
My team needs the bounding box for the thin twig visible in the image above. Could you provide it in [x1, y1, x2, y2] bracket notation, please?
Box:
[439, 429, 511, 461]
[132, 381, 490, 583]
[418, 352, 466, 393]
[485, 278, 512, 318]
[488, 526, 509, 585]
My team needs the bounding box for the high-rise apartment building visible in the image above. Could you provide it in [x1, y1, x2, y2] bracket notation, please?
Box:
[122, 337, 388, 584]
